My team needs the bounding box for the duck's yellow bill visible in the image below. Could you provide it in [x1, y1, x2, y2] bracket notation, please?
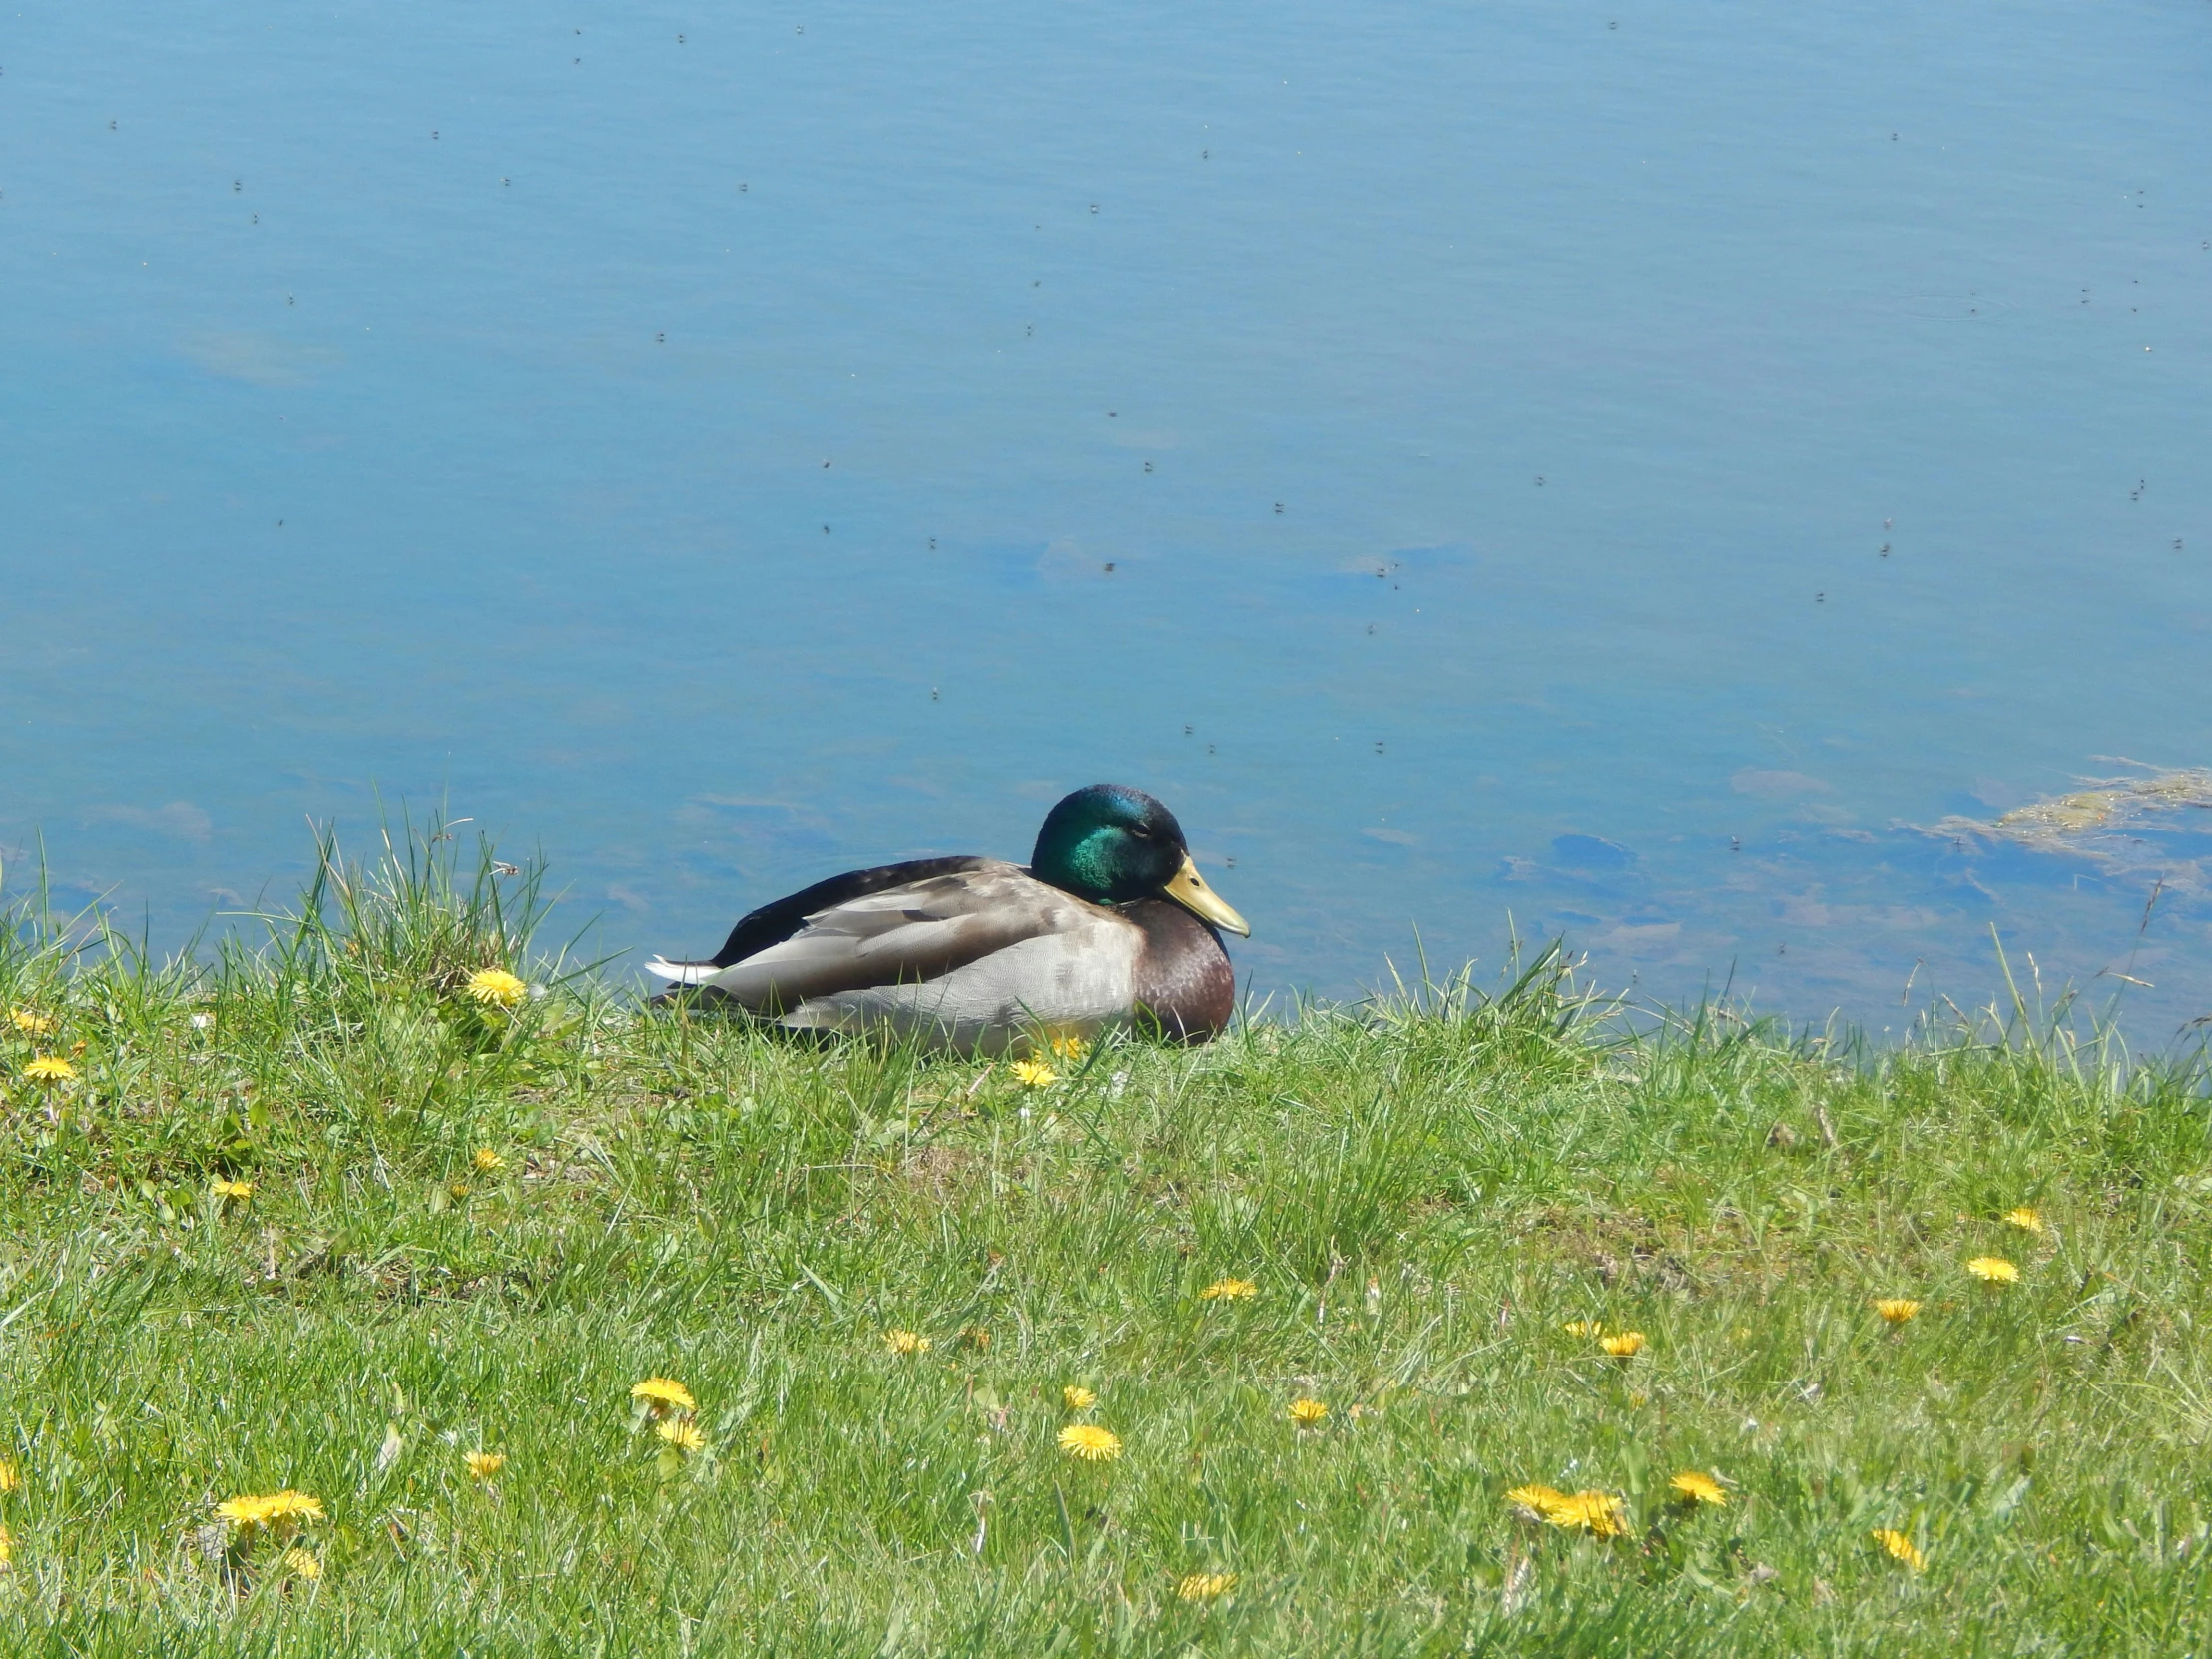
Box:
[1164, 854, 1250, 937]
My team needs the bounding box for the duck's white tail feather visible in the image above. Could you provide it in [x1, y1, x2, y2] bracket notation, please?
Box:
[645, 956, 721, 986]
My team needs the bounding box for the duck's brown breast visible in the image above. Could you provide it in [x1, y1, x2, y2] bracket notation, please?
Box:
[1123, 898, 1235, 1043]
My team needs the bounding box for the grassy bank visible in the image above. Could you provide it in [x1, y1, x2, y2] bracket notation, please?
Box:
[2, 829, 2210, 1655]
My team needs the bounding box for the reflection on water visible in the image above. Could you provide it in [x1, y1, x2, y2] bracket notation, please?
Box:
[1, 0, 2208, 1038]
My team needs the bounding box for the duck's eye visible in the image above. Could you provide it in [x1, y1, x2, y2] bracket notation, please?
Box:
[1127, 825, 1152, 839]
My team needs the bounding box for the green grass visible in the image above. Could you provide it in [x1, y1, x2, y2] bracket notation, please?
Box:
[4, 822, 2212, 1654]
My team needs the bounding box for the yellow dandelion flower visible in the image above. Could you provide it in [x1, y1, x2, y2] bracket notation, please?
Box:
[1505, 1483, 1569, 1521]
[1047, 1033, 1089, 1061]
[282, 1546, 321, 1581]
[1560, 1319, 1603, 1338]
[1546, 1490, 1631, 1538]
[1871, 1527, 1926, 1571]
[1058, 1423, 1122, 1462]
[0, 1459, 17, 1493]
[656, 1419, 706, 1453]
[1669, 1470, 1727, 1507]
[1288, 1397, 1329, 1427]
[23, 1055, 76, 1083]
[2005, 1207, 2044, 1234]
[1508, 1484, 1601, 1528]
[447, 1180, 471, 1200]
[216, 1490, 325, 1531]
[1009, 1059, 1058, 1088]
[0, 1522, 11, 1567]
[267, 1491, 325, 1525]
[212, 1178, 254, 1201]
[1966, 1256, 2019, 1285]
[464, 1451, 505, 1480]
[630, 1377, 696, 1414]
[464, 968, 527, 1008]
[1177, 1571, 1238, 1601]
[1199, 1277, 1257, 1301]
[9, 1009, 55, 1036]
[1600, 1331, 1646, 1357]
[1875, 1298, 1922, 1325]
[473, 1148, 506, 1173]
[883, 1329, 932, 1356]
[1063, 1385, 1097, 1410]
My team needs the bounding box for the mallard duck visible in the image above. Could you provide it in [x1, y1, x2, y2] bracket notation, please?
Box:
[645, 784, 1248, 1053]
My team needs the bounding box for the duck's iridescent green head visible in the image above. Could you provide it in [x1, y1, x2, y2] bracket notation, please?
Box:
[1030, 785, 1250, 935]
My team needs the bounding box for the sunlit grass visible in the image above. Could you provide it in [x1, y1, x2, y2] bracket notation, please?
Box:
[2, 821, 2210, 1653]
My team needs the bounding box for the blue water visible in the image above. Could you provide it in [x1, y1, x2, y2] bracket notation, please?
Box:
[5, 1, 2210, 1037]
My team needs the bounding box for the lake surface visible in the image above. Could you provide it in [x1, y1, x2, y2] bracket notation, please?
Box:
[4, 0, 2210, 1040]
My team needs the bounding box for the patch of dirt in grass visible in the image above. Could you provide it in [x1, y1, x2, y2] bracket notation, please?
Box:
[899, 1141, 986, 1198]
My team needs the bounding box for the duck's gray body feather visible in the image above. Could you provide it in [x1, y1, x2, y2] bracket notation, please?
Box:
[652, 860, 1148, 1054]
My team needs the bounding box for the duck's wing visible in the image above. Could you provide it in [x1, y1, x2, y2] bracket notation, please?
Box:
[644, 855, 995, 986]
[653, 860, 1109, 1015]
